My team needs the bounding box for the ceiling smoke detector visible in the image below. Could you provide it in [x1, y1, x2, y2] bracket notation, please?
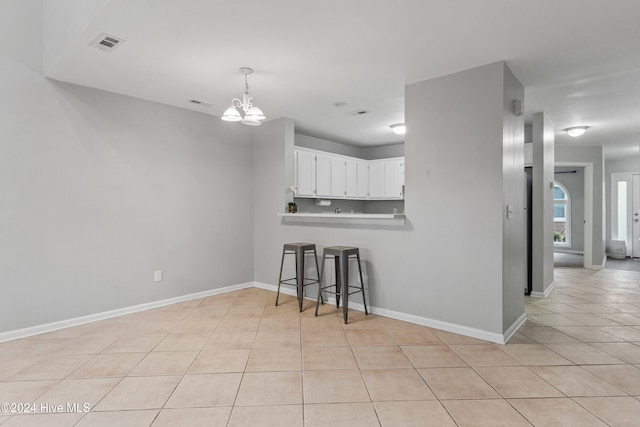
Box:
[90, 33, 125, 52]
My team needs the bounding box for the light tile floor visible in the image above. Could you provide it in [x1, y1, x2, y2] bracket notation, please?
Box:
[1, 267, 639, 426]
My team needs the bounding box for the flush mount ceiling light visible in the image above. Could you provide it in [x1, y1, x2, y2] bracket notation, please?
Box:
[565, 126, 588, 137]
[390, 123, 406, 135]
[221, 67, 266, 126]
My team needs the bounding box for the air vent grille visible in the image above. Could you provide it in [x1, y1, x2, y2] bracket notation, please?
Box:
[348, 110, 370, 116]
[186, 99, 213, 107]
[90, 33, 125, 52]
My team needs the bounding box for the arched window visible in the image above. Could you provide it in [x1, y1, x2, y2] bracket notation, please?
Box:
[553, 182, 571, 247]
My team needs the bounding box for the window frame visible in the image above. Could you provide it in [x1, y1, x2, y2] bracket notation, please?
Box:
[553, 181, 571, 248]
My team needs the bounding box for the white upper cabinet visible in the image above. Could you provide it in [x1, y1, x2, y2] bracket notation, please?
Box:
[384, 158, 404, 199]
[315, 153, 332, 197]
[368, 161, 385, 199]
[295, 150, 316, 197]
[331, 158, 347, 198]
[294, 148, 403, 200]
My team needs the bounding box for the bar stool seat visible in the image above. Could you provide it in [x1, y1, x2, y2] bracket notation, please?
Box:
[276, 242, 321, 312]
[315, 246, 368, 324]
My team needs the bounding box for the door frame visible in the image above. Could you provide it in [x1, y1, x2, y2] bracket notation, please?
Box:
[555, 162, 593, 269]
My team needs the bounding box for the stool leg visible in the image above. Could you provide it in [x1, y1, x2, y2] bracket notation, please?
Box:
[296, 249, 304, 312]
[334, 256, 341, 309]
[356, 253, 368, 315]
[313, 247, 323, 304]
[275, 248, 286, 306]
[339, 254, 349, 324]
[315, 253, 327, 316]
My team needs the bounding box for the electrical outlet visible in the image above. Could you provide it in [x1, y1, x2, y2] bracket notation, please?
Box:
[154, 270, 162, 282]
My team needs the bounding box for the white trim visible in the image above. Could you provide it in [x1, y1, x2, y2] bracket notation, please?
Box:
[503, 312, 528, 344]
[3, 281, 525, 346]
[587, 254, 607, 270]
[553, 249, 584, 255]
[0, 282, 254, 343]
[530, 281, 556, 299]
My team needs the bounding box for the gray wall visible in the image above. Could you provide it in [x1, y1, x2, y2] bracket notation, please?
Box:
[531, 113, 555, 294]
[0, 2, 255, 333]
[295, 133, 404, 160]
[556, 146, 606, 267]
[554, 167, 585, 252]
[252, 62, 525, 341]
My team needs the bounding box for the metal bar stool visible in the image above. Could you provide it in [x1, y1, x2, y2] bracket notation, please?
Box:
[276, 242, 321, 312]
[315, 246, 368, 324]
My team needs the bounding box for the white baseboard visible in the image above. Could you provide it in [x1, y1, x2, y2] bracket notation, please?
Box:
[0, 282, 254, 343]
[530, 281, 556, 299]
[586, 255, 606, 270]
[3, 280, 524, 346]
[503, 312, 528, 344]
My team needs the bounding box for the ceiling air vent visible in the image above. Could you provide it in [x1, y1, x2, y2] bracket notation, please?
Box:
[90, 33, 125, 52]
[348, 110, 370, 116]
[186, 99, 213, 108]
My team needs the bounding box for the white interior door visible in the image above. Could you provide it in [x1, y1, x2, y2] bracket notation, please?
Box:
[633, 174, 640, 257]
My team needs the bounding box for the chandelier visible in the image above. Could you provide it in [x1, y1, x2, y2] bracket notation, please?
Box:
[221, 67, 266, 126]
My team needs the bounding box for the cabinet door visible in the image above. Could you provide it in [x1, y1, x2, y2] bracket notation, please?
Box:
[345, 160, 358, 198]
[384, 159, 404, 199]
[368, 161, 385, 199]
[331, 158, 346, 197]
[315, 154, 332, 197]
[295, 150, 315, 197]
[356, 160, 369, 198]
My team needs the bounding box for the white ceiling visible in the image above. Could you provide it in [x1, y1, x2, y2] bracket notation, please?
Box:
[46, 0, 640, 159]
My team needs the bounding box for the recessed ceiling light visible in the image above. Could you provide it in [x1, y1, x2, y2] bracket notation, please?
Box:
[565, 126, 588, 137]
[390, 123, 406, 135]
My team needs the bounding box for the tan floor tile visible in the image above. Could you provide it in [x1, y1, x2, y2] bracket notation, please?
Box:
[352, 346, 412, 369]
[574, 397, 640, 426]
[172, 317, 220, 333]
[509, 398, 608, 426]
[95, 376, 180, 410]
[505, 332, 537, 344]
[246, 347, 301, 372]
[449, 345, 520, 366]
[583, 364, 640, 395]
[215, 317, 261, 332]
[361, 368, 435, 401]
[153, 333, 210, 351]
[226, 306, 265, 318]
[431, 330, 489, 345]
[74, 410, 158, 427]
[304, 402, 379, 427]
[499, 343, 572, 365]
[258, 317, 301, 331]
[401, 345, 466, 368]
[102, 334, 165, 353]
[530, 366, 627, 397]
[0, 381, 58, 403]
[3, 413, 85, 427]
[302, 329, 349, 347]
[8, 354, 92, 381]
[562, 313, 622, 325]
[554, 326, 626, 343]
[228, 405, 303, 427]
[252, 330, 300, 348]
[545, 343, 625, 365]
[386, 327, 442, 345]
[345, 329, 395, 346]
[235, 371, 302, 405]
[475, 366, 563, 398]
[303, 369, 369, 403]
[204, 332, 256, 350]
[518, 326, 579, 343]
[164, 373, 242, 408]
[35, 378, 118, 407]
[153, 407, 231, 427]
[527, 313, 584, 327]
[70, 352, 146, 378]
[418, 367, 499, 399]
[590, 342, 640, 363]
[188, 349, 249, 374]
[443, 399, 532, 426]
[128, 351, 197, 376]
[597, 326, 640, 341]
[300, 314, 343, 330]
[303, 346, 358, 370]
[374, 401, 456, 427]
